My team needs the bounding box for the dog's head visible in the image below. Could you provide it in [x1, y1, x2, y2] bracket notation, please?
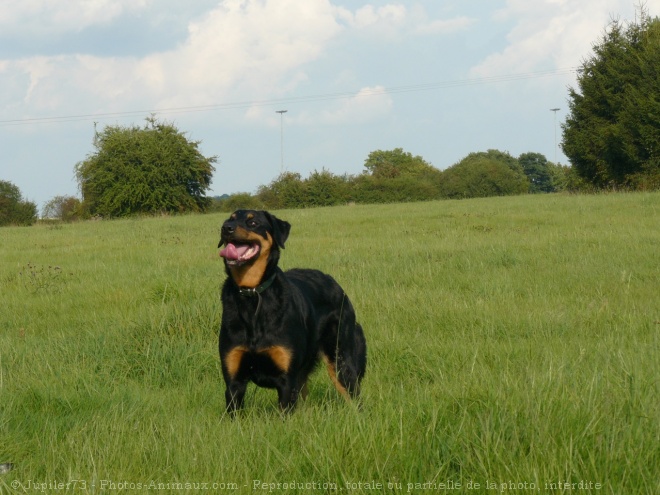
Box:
[218, 210, 291, 287]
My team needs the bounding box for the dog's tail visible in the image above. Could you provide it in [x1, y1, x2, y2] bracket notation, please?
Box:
[330, 320, 367, 401]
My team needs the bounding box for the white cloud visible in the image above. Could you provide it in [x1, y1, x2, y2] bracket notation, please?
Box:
[470, 0, 649, 77]
[2, 0, 344, 115]
[1, 0, 472, 127]
[0, 0, 150, 34]
[414, 16, 476, 35]
[351, 4, 407, 29]
[336, 3, 474, 38]
[298, 86, 393, 125]
[165, 0, 342, 101]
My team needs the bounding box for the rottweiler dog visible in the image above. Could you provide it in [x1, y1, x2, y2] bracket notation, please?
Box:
[218, 209, 366, 414]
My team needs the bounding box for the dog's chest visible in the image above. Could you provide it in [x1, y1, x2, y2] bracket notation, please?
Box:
[224, 345, 292, 384]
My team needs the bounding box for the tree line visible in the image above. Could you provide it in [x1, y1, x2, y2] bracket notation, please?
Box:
[213, 148, 578, 212]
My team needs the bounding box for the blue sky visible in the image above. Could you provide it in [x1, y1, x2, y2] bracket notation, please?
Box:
[0, 0, 655, 209]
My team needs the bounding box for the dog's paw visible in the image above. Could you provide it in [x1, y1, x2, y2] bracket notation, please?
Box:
[0, 463, 14, 475]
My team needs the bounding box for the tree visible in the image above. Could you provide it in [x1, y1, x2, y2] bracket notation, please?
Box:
[562, 9, 660, 188]
[439, 150, 529, 199]
[257, 172, 307, 209]
[213, 192, 264, 212]
[519, 152, 554, 193]
[363, 148, 438, 179]
[42, 195, 83, 222]
[464, 149, 523, 173]
[304, 169, 351, 206]
[75, 117, 216, 217]
[359, 148, 443, 202]
[0, 180, 38, 226]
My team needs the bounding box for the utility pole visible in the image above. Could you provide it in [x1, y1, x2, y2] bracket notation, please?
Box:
[276, 110, 287, 174]
[550, 108, 560, 163]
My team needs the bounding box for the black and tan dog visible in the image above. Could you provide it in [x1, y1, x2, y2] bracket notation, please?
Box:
[217, 210, 367, 414]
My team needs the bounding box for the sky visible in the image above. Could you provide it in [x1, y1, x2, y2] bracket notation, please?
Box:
[1, 0, 657, 210]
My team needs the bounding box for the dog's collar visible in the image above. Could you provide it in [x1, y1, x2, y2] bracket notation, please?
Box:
[238, 273, 277, 297]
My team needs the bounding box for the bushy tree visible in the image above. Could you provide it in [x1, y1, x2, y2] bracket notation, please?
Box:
[350, 173, 439, 203]
[359, 148, 443, 202]
[75, 117, 216, 217]
[562, 9, 660, 188]
[439, 150, 529, 199]
[42, 195, 83, 222]
[257, 172, 307, 209]
[0, 180, 38, 226]
[466, 150, 523, 173]
[519, 152, 554, 193]
[364, 148, 438, 178]
[257, 170, 353, 208]
[305, 169, 351, 206]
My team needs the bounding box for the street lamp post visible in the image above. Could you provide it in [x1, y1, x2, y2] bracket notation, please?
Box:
[550, 108, 560, 163]
[276, 110, 287, 174]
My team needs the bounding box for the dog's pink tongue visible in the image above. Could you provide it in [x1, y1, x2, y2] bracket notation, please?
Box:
[220, 243, 239, 260]
[220, 243, 252, 260]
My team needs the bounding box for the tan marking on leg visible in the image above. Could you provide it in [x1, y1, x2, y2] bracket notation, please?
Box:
[259, 345, 292, 373]
[224, 346, 248, 379]
[321, 354, 351, 401]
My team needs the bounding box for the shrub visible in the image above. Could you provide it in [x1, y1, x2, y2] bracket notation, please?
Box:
[440, 153, 529, 199]
[42, 195, 84, 222]
[212, 193, 265, 212]
[0, 180, 38, 226]
[257, 172, 308, 209]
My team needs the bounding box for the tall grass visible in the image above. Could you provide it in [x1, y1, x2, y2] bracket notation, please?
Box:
[1, 192, 658, 494]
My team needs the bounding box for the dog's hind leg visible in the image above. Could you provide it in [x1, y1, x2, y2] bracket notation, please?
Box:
[351, 322, 367, 386]
[321, 353, 352, 401]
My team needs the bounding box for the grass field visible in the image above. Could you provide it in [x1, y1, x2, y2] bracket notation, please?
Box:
[0, 192, 658, 494]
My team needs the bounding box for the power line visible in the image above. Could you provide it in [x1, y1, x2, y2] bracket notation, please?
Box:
[0, 67, 577, 128]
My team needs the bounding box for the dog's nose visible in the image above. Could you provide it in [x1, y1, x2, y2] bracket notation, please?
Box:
[222, 223, 235, 236]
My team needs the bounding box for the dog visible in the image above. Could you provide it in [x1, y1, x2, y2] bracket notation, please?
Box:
[218, 209, 366, 414]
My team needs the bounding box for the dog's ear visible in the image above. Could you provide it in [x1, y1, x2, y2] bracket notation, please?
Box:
[264, 211, 291, 249]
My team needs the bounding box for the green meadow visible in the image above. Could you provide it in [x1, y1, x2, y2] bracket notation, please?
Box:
[0, 192, 658, 494]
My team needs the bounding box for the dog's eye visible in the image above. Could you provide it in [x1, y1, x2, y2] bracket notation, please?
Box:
[247, 220, 257, 227]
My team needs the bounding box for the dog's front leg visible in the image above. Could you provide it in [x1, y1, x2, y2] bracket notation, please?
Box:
[276, 376, 302, 413]
[225, 380, 248, 416]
